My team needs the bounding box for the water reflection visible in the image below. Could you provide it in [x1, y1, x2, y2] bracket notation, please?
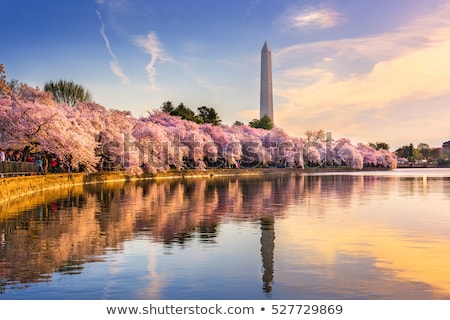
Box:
[1, 171, 450, 299]
[260, 217, 275, 294]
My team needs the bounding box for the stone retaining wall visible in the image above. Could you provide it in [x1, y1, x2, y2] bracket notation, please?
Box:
[0, 172, 135, 204]
[1, 173, 82, 204]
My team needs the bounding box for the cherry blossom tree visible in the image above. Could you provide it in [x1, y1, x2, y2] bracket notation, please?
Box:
[0, 94, 98, 172]
[0, 64, 11, 97]
[305, 144, 322, 166]
[357, 143, 378, 167]
[12, 83, 56, 106]
[61, 102, 135, 172]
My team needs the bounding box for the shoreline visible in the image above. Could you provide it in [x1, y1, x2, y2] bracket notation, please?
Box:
[0, 166, 390, 207]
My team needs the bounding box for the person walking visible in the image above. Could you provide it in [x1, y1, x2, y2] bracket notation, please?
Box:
[35, 154, 44, 175]
[51, 158, 58, 173]
[0, 148, 5, 178]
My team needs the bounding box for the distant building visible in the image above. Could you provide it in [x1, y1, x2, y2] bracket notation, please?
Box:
[443, 141, 450, 155]
[260, 41, 274, 123]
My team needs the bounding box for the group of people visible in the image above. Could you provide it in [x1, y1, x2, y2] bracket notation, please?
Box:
[0, 147, 63, 175]
[0, 148, 24, 162]
[33, 154, 64, 175]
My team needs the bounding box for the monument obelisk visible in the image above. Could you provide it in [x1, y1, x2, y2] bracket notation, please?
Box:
[260, 41, 274, 123]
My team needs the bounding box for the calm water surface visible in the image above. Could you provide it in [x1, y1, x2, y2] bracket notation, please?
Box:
[1, 168, 450, 299]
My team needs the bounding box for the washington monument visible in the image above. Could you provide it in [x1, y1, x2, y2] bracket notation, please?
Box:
[260, 41, 273, 123]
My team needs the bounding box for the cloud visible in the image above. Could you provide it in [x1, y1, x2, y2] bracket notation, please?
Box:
[96, 10, 130, 84]
[279, 42, 450, 112]
[109, 60, 130, 85]
[273, 3, 450, 147]
[97, 10, 117, 60]
[277, 4, 345, 31]
[134, 32, 172, 87]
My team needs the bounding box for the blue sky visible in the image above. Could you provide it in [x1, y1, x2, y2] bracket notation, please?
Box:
[2, 0, 450, 149]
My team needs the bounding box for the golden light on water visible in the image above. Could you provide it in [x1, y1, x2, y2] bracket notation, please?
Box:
[276, 174, 450, 298]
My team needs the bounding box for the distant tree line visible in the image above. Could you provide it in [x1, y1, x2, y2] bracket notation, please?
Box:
[161, 101, 222, 125]
[369, 142, 390, 151]
[367, 141, 445, 161]
[161, 100, 274, 129]
[394, 143, 443, 163]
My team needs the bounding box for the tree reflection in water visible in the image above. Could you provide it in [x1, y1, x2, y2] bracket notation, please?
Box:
[0, 174, 301, 292]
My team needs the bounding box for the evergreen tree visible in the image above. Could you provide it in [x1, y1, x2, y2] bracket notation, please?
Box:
[161, 101, 175, 114]
[44, 80, 93, 106]
[369, 142, 390, 150]
[173, 103, 202, 123]
[198, 106, 221, 125]
[249, 115, 274, 130]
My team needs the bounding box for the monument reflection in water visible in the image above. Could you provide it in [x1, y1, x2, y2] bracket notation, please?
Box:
[1, 170, 450, 299]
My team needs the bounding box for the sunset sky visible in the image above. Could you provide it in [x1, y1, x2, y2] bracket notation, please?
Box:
[2, 0, 450, 149]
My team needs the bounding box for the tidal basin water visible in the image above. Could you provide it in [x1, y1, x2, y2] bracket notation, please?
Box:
[1, 168, 450, 300]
